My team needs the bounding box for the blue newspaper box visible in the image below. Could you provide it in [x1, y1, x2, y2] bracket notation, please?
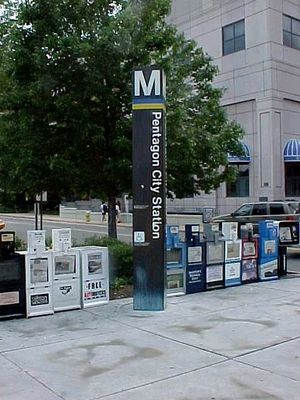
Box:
[258, 221, 279, 281]
[185, 224, 206, 294]
[166, 225, 186, 296]
[204, 223, 225, 290]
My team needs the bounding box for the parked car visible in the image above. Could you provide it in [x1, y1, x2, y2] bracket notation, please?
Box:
[211, 202, 299, 226]
[286, 201, 300, 213]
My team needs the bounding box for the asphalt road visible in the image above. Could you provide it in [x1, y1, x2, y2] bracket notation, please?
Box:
[0, 214, 133, 245]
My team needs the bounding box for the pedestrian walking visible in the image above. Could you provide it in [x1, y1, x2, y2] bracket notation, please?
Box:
[115, 202, 122, 223]
[100, 202, 108, 222]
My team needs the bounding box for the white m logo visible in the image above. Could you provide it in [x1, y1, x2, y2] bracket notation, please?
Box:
[134, 69, 161, 97]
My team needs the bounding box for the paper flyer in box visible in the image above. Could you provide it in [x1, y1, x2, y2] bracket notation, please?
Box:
[52, 229, 72, 252]
[27, 230, 46, 255]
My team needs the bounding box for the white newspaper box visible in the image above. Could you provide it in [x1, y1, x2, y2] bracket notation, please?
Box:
[25, 230, 53, 317]
[74, 246, 109, 308]
[52, 228, 81, 311]
[52, 250, 81, 311]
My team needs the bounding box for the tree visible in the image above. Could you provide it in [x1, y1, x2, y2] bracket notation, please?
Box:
[0, 0, 244, 238]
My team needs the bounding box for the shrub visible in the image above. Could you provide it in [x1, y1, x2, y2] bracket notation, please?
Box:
[110, 277, 131, 290]
[15, 236, 26, 251]
[45, 237, 52, 249]
[15, 236, 52, 251]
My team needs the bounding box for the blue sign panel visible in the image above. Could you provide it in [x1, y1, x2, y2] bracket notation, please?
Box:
[185, 225, 206, 294]
[258, 221, 278, 281]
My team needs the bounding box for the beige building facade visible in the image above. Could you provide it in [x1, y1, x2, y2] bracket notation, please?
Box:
[168, 0, 300, 215]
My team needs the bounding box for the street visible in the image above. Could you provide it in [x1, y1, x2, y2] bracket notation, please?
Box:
[0, 214, 133, 245]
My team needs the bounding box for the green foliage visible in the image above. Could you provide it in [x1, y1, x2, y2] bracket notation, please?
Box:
[110, 276, 132, 290]
[15, 235, 52, 251]
[45, 236, 52, 249]
[0, 0, 244, 214]
[82, 235, 133, 281]
[15, 235, 26, 251]
[0, 204, 16, 213]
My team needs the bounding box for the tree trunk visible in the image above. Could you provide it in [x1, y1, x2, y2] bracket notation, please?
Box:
[108, 195, 117, 239]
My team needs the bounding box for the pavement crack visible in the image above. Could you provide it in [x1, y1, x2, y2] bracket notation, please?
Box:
[1, 353, 64, 399]
[233, 335, 300, 358]
[92, 358, 230, 400]
[233, 358, 300, 383]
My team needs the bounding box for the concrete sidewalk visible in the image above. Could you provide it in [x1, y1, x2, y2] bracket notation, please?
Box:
[0, 277, 299, 400]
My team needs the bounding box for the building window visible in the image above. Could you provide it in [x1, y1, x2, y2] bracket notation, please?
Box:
[226, 164, 249, 197]
[222, 19, 245, 56]
[269, 204, 285, 215]
[285, 163, 300, 196]
[252, 204, 267, 215]
[283, 14, 300, 50]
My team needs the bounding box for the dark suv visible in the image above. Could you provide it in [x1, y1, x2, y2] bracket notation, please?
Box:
[212, 201, 299, 225]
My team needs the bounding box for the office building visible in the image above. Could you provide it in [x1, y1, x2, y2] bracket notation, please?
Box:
[168, 0, 300, 214]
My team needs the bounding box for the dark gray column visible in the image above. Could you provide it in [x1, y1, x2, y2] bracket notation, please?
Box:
[132, 67, 166, 311]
